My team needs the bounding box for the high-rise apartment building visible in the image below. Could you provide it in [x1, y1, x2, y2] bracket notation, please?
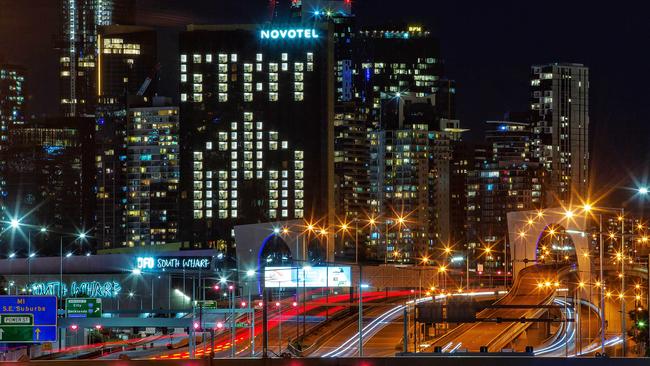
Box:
[0, 63, 26, 224]
[94, 26, 159, 249]
[530, 63, 589, 204]
[58, 0, 135, 116]
[466, 120, 547, 272]
[178, 24, 334, 259]
[368, 95, 451, 263]
[126, 98, 179, 247]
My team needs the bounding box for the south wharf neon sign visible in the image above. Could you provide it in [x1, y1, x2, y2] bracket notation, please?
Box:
[260, 29, 320, 40]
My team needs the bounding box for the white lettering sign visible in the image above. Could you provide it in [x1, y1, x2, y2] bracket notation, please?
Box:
[260, 29, 320, 40]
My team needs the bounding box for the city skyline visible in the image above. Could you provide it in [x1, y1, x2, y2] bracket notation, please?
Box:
[2, 1, 650, 209]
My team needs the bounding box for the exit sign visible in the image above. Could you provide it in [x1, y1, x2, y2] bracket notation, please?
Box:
[65, 298, 102, 318]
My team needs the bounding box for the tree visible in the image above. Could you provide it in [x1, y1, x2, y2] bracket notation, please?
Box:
[628, 307, 649, 356]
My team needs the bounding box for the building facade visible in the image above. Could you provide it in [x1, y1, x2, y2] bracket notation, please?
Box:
[58, 0, 135, 116]
[530, 63, 589, 204]
[178, 24, 334, 258]
[126, 99, 179, 247]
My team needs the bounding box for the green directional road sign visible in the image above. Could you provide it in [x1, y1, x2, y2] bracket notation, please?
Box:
[0, 326, 34, 342]
[194, 300, 218, 310]
[65, 298, 102, 318]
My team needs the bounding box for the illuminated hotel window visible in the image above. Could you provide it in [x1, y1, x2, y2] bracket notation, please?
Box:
[294, 73, 303, 81]
[296, 180, 304, 189]
[244, 122, 253, 131]
[219, 210, 227, 219]
[181, 54, 187, 63]
[244, 83, 252, 92]
[307, 63, 314, 72]
[218, 171, 227, 179]
[219, 64, 227, 73]
[194, 210, 203, 219]
[231, 122, 238, 131]
[244, 142, 253, 150]
[294, 92, 304, 101]
[219, 83, 228, 92]
[295, 63, 304, 72]
[256, 141, 263, 149]
[193, 54, 202, 63]
[256, 161, 263, 169]
[256, 171, 263, 179]
[269, 63, 278, 72]
[256, 151, 263, 159]
[269, 210, 277, 219]
[256, 53, 263, 61]
[181, 74, 187, 82]
[206, 210, 213, 218]
[295, 209, 304, 218]
[256, 82, 263, 91]
[230, 54, 237, 62]
[269, 73, 278, 82]
[231, 210, 237, 217]
[281, 141, 288, 149]
[193, 74, 203, 83]
[269, 92, 278, 101]
[219, 93, 228, 102]
[181, 93, 187, 102]
[205, 54, 212, 62]
[307, 52, 313, 61]
[244, 93, 253, 102]
[193, 84, 202, 92]
[256, 63, 263, 72]
[219, 74, 227, 82]
[181, 64, 187, 72]
[282, 63, 288, 71]
[244, 74, 252, 82]
[219, 54, 227, 63]
[193, 93, 203, 102]
[269, 82, 278, 92]
[206, 141, 212, 150]
[281, 210, 288, 217]
[295, 151, 304, 160]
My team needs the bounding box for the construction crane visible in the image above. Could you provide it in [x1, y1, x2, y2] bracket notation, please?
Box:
[136, 63, 161, 96]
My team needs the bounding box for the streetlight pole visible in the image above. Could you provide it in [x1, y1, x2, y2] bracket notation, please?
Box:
[617, 209, 626, 356]
[599, 213, 606, 355]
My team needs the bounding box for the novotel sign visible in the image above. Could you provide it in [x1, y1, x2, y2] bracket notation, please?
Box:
[260, 29, 320, 40]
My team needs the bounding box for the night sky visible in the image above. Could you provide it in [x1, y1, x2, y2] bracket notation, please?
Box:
[1, 0, 650, 207]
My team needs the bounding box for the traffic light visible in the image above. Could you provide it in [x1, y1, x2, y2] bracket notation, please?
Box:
[637, 320, 646, 329]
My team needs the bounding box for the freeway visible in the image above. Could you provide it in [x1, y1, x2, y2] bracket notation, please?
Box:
[427, 265, 562, 352]
[318, 290, 507, 357]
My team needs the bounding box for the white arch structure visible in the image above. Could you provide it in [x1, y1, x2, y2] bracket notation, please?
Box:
[507, 208, 592, 288]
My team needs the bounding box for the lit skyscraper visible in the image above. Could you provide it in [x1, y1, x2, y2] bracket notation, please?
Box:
[58, 0, 135, 116]
[126, 98, 179, 247]
[178, 24, 334, 259]
[0, 63, 26, 223]
[530, 63, 589, 204]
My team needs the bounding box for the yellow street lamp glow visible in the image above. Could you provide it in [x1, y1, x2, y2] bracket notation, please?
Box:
[636, 284, 641, 289]
[583, 204, 592, 212]
[636, 295, 642, 301]
[421, 256, 429, 264]
[595, 281, 602, 287]
[484, 247, 492, 254]
[369, 217, 376, 225]
[578, 281, 585, 288]
[619, 293, 624, 299]
[306, 224, 315, 231]
[282, 227, 290, 234]
[564, 210, 574, 219]
[537, 211, 544, 218]
[548, 228, 556, 236]
[444, 246, 452, 255]
[618, 216, 624, 221]
[609, 232, 616, 239]
[544, 281, 551, 287]
[518, 231, 526, 238]
[638, 223, 644, 230]
[527, 218, 534, 225]
[397, 216, 406, 225]
[606, 291, 612, 298]
[438, 265, 447, 273]
[430, 286, 436, 291]
[583, 252, 589, 258]
[554, 281, 560, 287]
[340, 223, 348, 231]
[537, 283, 544, 289]
[319, 228, 328, 235]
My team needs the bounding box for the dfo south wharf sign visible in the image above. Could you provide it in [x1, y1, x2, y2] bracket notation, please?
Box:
[260, 28, 320, 40]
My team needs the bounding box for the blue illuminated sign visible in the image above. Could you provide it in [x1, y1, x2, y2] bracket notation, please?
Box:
[0, 296, 57, 343]
[260, 29, 320, 40]
[30, 281, 121, 298]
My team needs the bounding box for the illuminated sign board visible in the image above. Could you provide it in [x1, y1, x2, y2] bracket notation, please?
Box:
[136, 256, 213, 271]
[264, 266, 352, 288]
[260, 29, 320, 40]
[30, 281, 121, 298]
